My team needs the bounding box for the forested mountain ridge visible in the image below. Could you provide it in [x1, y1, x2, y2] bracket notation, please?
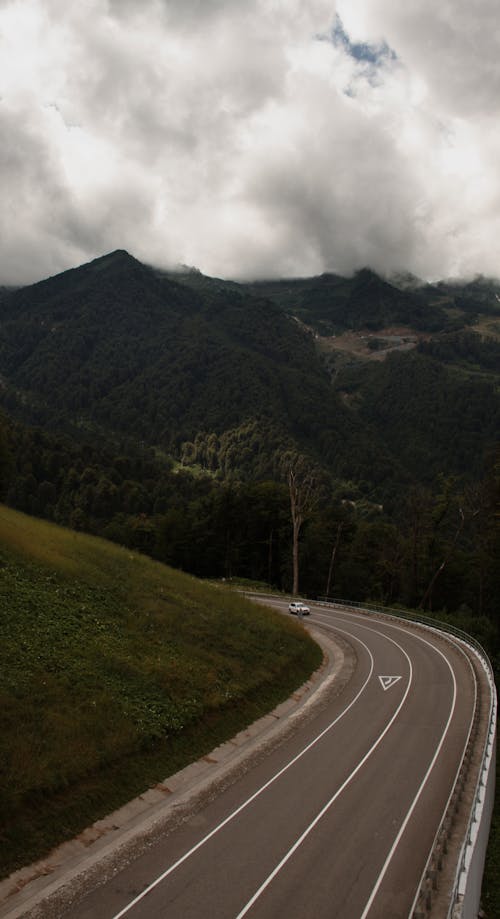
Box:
[0, 250, 498, 617]
[171, 263, 500, 335]
[166, 260, 500, 488]
[0, 248, 317, 423]
[0, 250, 402, 491]
[1, 250, 498, 495]
[0, 258, 498, 903]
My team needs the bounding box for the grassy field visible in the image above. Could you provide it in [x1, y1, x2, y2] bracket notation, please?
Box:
[0, 505, 322, 878]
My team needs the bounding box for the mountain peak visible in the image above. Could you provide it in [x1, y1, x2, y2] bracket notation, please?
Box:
[84, 249, 142, 272]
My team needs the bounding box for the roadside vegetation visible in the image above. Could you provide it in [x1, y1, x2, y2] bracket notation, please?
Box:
[0, 504, 322, 878]
[0, 251, 498, 905]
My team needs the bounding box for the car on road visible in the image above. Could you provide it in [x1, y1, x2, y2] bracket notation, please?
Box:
[288, 601, 310, 616]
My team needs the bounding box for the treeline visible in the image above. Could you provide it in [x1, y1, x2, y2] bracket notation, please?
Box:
[242, 268, 451, 335]
[1, 416, 498, 640]
[1, 251, 499, 514]
[0, 249, 333, 458]
[334, 349, 500, 487]
[418, 331, 500, 372]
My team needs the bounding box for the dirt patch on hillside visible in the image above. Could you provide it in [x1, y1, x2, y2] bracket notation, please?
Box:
[315, 326, 424, 362]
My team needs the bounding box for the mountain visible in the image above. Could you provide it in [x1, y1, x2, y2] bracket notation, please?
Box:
[0, 250, 498, 616]
[170, 265, 471, 334]
[169, 264, 500, 343]
[0, 250, 400, 489]
[242, 268, 450, 334]
[0, 250, 499, 499]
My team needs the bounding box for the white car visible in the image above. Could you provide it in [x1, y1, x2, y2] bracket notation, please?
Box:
[288, 601, 310, 616]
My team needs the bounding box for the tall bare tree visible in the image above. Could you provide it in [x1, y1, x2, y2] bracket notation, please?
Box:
[288, 460, 316, 596]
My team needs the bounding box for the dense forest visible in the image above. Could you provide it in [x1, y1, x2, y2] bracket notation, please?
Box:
[0, 250, 498, 656]
[0, 412, 498, 641]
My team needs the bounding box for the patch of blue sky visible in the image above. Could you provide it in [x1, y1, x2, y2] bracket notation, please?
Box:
[327, 14, 397, 71]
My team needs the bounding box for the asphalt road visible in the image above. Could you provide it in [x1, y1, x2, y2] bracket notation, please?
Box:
[58, 602, 477, 919]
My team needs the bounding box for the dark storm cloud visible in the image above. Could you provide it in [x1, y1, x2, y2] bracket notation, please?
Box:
[0, 0, 499, 285]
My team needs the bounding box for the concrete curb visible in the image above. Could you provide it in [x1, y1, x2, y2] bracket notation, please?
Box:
[0, 626, 346, 919]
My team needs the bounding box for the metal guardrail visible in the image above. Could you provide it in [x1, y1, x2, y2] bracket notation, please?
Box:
[317, 598, 497, 919]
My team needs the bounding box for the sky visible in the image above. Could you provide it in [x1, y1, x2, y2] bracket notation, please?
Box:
[1, 0, 500, 286]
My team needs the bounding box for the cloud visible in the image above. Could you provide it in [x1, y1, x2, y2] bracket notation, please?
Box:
[337, 0, 500, 119]
[0, 0, 499, 285]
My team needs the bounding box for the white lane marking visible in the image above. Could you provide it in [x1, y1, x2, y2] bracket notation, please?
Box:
[359, 636, 457, 919]
[234, 629, 413, 919]
[110, 628, 376, 919]
[315, 606, 468, 919]
[408, 644, 477, 918]
[379, 675, 402, 691]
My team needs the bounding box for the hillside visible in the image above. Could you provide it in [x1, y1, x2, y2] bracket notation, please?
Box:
[0, 504, 321, 876]
[0, 253, 498, 907]
[0, 250, 498, 613]
[0, 252, 331, 441]
[174, 265, 500, 336]
[1, 251, 499, 499]
[0, 250, 325, 439]
[0, 250, 402, 490]
[243, 268, 449, 334]
[166, 262, 500, 488]
[334, 348, 500, 482]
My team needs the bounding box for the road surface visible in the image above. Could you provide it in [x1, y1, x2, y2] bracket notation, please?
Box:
[56, 601, 478, 919]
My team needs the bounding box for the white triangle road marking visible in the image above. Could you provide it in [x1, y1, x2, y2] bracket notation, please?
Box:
[378, 675, 402, 691]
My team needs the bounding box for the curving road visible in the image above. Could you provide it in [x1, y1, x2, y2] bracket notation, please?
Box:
[58, 601, 478, 919]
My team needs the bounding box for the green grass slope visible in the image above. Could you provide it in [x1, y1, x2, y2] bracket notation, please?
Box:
[0, 505, 322, 877]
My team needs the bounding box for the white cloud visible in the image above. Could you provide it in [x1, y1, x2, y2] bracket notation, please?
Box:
[0, 0, 499, 284]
